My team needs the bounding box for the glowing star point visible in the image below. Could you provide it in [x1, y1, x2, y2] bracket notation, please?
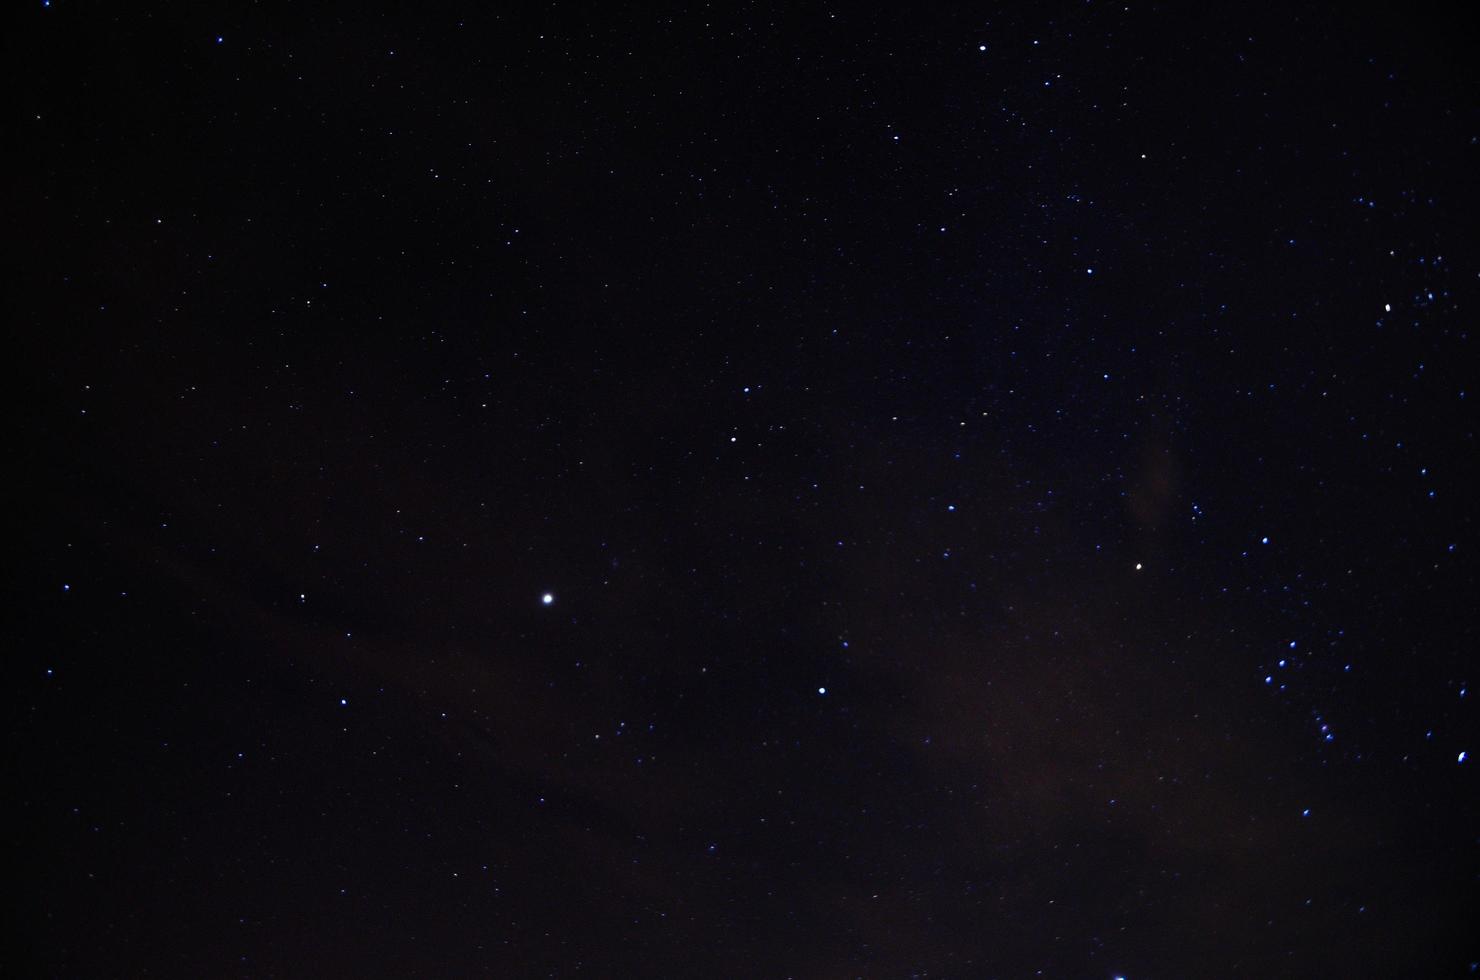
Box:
[541, 593, 554, 605]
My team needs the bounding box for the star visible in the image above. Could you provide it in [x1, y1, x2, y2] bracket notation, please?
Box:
[541, 593, 555, 605]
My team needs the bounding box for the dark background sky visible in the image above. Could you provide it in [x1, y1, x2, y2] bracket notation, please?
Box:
[8, 2, 1479, 976]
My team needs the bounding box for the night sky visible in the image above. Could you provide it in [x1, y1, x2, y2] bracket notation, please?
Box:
[10, 3, 1480, 977]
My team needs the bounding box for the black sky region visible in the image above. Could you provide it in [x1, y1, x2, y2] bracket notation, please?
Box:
[9, 2, 1480, 977]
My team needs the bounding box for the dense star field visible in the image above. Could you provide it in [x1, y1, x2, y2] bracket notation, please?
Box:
[9, 2, 1479, 976]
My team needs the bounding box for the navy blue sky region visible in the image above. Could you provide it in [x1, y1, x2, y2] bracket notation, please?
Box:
[9, 2, 1479, 976]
